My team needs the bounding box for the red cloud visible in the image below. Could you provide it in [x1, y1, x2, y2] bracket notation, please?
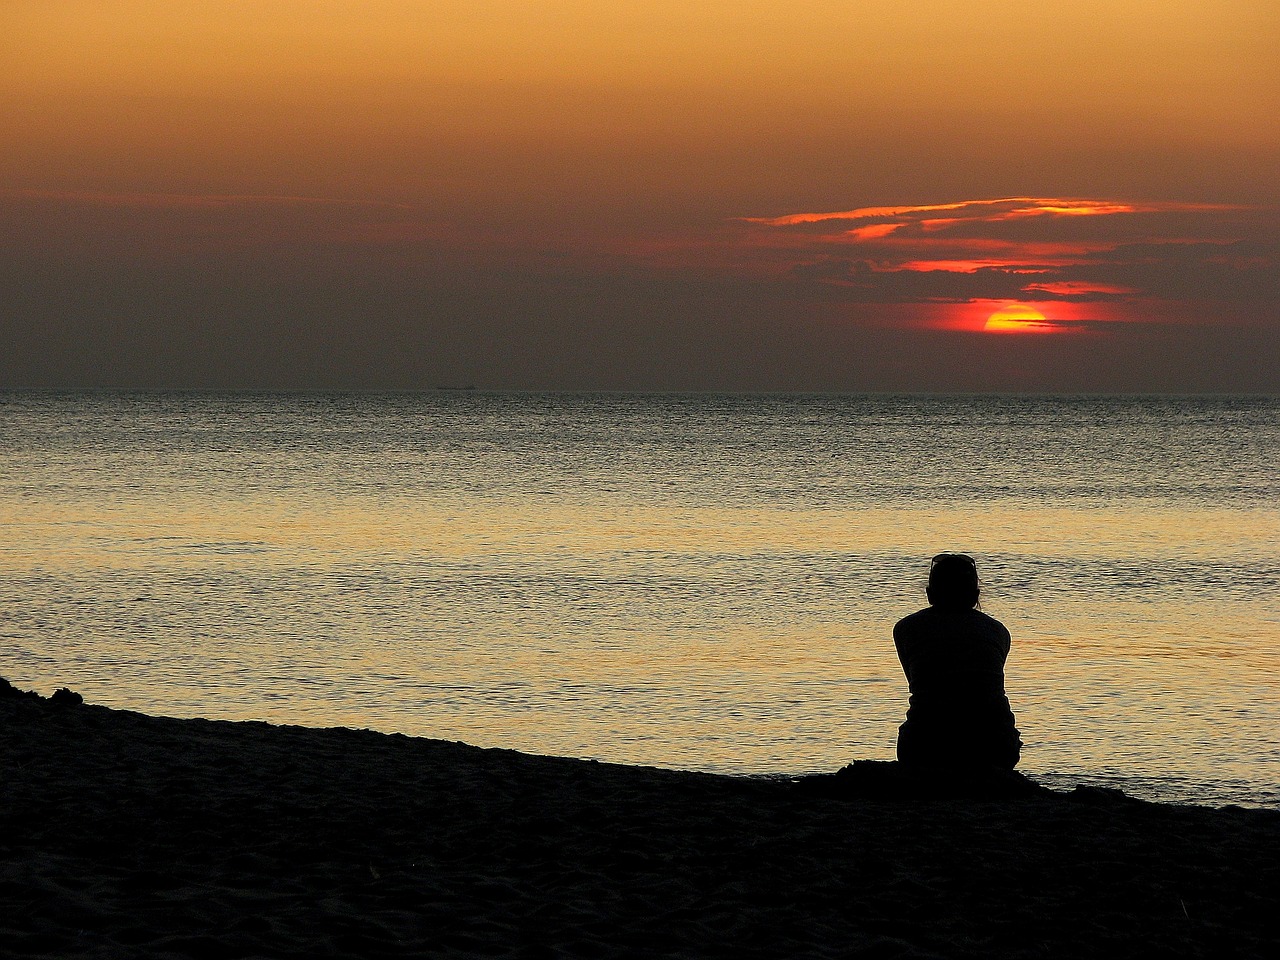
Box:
[728, 197, 1271, 327]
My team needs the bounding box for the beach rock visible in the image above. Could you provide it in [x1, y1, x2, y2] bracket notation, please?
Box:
[793, 759, 1047, 801]
[1067, 784, 1143, 805]
[0, 676, 41, 701]
[50, 687, 84, 707]
[0, 678, 83, 707]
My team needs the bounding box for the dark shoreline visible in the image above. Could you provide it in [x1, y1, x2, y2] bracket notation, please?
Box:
[4, 683, 1278, 958]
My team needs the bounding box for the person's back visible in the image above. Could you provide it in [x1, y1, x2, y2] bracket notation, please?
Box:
[893, 555, 1021, 770]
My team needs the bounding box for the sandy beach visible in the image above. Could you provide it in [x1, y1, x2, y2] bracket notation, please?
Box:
[3, 680, 1277, 959]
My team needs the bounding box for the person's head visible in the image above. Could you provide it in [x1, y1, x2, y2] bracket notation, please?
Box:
[926, 553, 980, 610]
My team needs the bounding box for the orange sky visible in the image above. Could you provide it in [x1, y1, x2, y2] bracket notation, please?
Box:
[2, 2, 1277, 389]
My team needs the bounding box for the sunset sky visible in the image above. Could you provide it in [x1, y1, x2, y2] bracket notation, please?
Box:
[3, 1, 1277, 391]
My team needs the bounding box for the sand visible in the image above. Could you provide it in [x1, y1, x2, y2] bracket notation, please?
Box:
[2, 680, 1277, 959]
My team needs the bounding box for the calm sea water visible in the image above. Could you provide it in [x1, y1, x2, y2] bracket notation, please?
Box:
[2, 392, 1277, 808]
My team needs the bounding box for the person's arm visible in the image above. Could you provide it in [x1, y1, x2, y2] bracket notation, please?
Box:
[892, 619, 914, 685]
[995, 619, 1011, 659]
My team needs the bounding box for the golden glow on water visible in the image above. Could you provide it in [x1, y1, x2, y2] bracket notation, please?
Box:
[8, 493, 1275, 565]
[2, 394, 1277, 806]
[6, 491, 1277, 789]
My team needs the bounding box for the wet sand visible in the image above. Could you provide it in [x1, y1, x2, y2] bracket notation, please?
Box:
[3, 681, 1277, 958]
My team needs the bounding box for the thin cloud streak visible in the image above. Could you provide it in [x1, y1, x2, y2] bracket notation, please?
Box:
[1, 188, 415, 211]
[742, 197, 1241, 228]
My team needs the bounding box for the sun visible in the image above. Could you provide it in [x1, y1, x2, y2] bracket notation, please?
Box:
[983, 303, 1052, 333]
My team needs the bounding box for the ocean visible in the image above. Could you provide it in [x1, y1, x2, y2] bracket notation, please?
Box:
[2, 392, 1276, 808]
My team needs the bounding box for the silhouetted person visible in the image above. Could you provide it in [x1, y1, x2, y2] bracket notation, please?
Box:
[894, 554, 1022, 770]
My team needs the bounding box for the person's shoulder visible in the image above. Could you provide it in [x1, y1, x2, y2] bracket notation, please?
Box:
[893, 608, 935, 637]
[972, 609, 1011, 639]
[895, 607, 934, 627]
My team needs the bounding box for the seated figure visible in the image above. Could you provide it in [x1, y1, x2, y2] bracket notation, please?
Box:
[893, 553, 1022, 770]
